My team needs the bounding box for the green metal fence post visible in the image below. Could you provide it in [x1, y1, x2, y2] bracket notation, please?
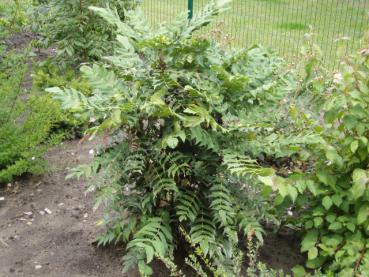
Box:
[188, 0, 193, 19]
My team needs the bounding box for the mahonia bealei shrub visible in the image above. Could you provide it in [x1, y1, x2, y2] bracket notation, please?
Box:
[0, 48, 63, 184]
[260, 41, 369, 275]
[49, 1, 297, 275]
[33, 0, 140, 64]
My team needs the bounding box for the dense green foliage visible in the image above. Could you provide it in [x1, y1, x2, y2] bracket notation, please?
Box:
[0, 48, 63, 183]
[0, 0, 139, 184]
[259, 41, 369, 275]
[2, 0, 368, 275]
[31, 61, 94, 137]
[0, 0, 31, 36]
[49, 1, 297, 275]
[33, 0, 140, 63]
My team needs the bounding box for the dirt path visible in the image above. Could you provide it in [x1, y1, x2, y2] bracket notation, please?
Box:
[0, 140, 138, 277]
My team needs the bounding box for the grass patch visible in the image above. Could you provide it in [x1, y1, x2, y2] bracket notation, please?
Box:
[278, 22, 308, 31]
[140, 0, 369, 67]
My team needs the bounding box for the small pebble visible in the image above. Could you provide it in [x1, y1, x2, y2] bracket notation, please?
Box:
[44, 208, 52, 214]
[0, 197, 4, 201]
[71, 210, 80, 219]
[35, 265, 42, 270]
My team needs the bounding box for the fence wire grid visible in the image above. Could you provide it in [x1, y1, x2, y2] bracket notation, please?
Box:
[141, 0, 369, 68]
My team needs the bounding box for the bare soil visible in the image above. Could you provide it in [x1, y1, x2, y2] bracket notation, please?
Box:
[0, 140, 136, 277]
[5, 32, 35, 51]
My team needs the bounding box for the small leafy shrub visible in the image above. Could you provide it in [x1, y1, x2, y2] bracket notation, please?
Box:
[0, 0, 31, 36]
[33, 0, 140, 64]
[50, 1, 297, 275]
[33, 61, 90, 92]
[32, 60, 92, 137]
[0, 48, 63, 183]
[261, 41, 369, 274]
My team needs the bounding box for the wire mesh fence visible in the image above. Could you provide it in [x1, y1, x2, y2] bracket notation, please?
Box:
[141, 0, 369, 69]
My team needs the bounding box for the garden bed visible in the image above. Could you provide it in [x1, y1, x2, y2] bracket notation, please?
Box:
[0, 139, 305, 276]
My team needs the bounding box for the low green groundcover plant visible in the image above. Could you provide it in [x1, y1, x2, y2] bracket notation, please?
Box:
[0, 48, 63, 183]
[49, 0, 298, 275]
